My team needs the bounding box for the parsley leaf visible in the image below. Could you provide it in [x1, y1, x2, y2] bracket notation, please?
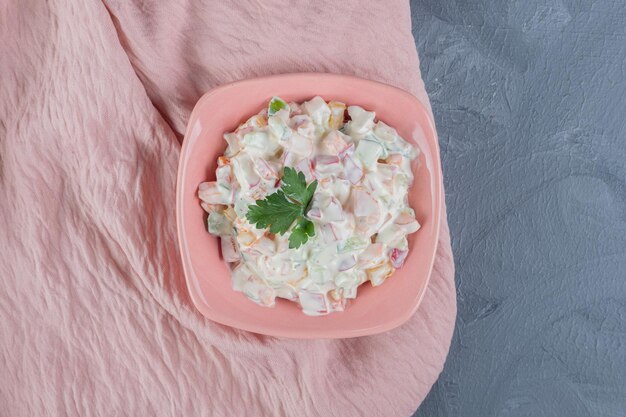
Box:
[303, 182, 317, 211]
[281, 167, 318, 205]
[246, 168, 318, 248]
[289, 218, 315, 249]
[246, 191, 301, 235]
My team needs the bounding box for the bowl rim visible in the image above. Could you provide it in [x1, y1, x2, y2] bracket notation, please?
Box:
[176, 72, 442, 338]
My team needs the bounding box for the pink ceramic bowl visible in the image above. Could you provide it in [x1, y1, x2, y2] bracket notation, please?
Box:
[177, 73, 442, 339]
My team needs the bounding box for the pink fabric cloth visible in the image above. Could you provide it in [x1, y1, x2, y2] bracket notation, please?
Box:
[0, 1, 456, 416]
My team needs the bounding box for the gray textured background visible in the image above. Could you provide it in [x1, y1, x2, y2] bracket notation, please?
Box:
[409, 1, 626, 416]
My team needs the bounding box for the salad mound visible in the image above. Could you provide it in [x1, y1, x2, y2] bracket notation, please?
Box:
[198, 96, 420, 315]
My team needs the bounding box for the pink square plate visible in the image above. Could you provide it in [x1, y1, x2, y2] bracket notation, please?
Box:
[176, 73, 442, 339]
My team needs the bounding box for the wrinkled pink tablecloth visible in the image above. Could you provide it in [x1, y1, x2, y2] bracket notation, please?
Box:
[0, 1, 456, 416]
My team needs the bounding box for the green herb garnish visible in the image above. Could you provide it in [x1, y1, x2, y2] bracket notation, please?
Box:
[246, 167, 317, 249]
[288, 218, 316, 249]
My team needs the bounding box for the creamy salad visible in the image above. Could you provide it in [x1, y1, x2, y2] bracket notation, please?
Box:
[198, 96, 420, 315]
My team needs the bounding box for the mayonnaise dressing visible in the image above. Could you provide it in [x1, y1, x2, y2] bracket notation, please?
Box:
[199, 96, 420, 315]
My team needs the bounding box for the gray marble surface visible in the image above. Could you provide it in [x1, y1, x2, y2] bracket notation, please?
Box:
[410, 1, 626, 416]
